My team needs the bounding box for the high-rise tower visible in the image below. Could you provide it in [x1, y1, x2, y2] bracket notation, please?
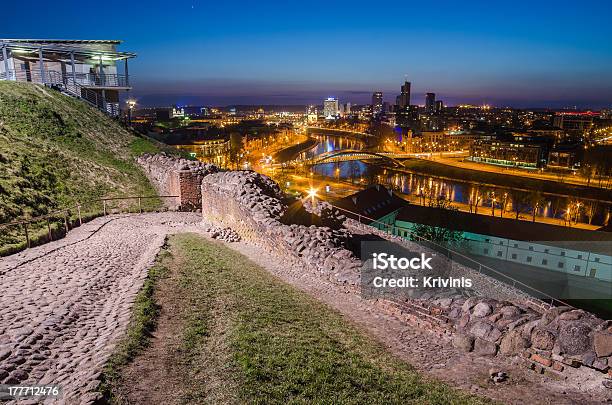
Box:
[398, 81, 411, 108]
[372, 91, 383, 116]
[425, 93, 436, 113]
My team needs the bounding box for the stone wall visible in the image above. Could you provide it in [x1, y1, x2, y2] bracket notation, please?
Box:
[200, 171, 361, 285]
[450, 298, 612, 379]
[137, 153, 217, 210]
[201, 173, 611, 380]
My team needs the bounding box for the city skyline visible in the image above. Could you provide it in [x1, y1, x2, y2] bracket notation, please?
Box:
[3, 0, 612, 108]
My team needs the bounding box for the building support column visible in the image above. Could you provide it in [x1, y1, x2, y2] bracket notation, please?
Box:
[124, 58, 129, 86]
[2, 46, 10, 80]
[101, 89, 106, 113]
[70, 51, 76, 85]
[38, 47, 45, 83]
[99, 55, 106, 112]
[98, 55, 104, 86]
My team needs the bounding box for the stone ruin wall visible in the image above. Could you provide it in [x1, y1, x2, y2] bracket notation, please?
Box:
[137, 153, 217, 210]
[137, 153, 612, 382]
[200, 171, 362, 286]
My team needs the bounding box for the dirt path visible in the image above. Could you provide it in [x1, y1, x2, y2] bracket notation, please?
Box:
[0, 212, 205, 404]
[108, 246, 190, 405]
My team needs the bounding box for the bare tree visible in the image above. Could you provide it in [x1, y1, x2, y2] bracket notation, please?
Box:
[509, 189, 529, 220]
[528, 190, 545, 222]
[411, 196, 463, 243]
[500, 191, 510, 218]
[584, 201, 597, 225]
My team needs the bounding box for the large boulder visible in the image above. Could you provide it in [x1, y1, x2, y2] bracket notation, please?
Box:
[472, 302, 493, 318]
[452, 334, 474, 352]
[499, 329, 530, 355]
[558, 322, 593, 356]
[531, 329, 556, 351]
[594, 331, 612, 358]
[474, 338, 498, 356]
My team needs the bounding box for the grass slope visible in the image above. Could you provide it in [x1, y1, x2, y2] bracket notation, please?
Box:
[103, 233, 490, 404]
[0, 81, 163, 251]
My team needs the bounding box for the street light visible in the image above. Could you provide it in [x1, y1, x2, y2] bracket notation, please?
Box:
[307, 188, 318, 199]
[126, 98, 136, 127]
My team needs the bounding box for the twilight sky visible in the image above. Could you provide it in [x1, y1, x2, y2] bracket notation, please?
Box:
[3, 0, 612, 108]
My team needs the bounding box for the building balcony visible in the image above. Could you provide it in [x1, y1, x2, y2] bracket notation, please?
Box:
[0, 70, 131, 89]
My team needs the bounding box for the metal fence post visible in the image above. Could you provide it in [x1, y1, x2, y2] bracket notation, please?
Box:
[103, 200, 107, 216]
[23, 223, 30, 248]
[47, 219, 53, 241]
[64, 212, 69, 233]
[138, 197, 142, 214]
[77, 205, 82, 225]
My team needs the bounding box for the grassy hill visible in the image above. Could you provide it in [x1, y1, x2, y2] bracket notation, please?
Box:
[0, 81, 162, 253]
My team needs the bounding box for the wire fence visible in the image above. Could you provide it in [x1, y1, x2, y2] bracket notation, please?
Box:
[0, 195, 179, 256]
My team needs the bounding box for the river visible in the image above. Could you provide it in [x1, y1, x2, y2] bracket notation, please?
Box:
[301, 135, 610, 226]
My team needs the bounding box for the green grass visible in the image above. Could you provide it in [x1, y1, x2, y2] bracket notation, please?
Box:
[129, 137, 162, 156]
[0, 81, 164, 252]
[104, 233, 491, 404]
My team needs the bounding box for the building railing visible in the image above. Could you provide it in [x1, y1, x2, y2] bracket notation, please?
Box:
[329, 204, 573, 309]
[0, 195, 179, 256]
[70, 72, 130, 88]
[0, 70, 130, 88]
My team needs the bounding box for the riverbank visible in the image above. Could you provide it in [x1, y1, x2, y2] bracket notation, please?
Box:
[273, 136, 318, 162]
[434, 155, 611, 189]
[390, 159, 612, 203]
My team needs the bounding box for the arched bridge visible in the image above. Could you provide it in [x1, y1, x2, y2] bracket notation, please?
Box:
[301, 150, 408, 167]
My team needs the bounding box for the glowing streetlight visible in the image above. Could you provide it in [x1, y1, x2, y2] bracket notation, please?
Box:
[126, 98, 136, 126]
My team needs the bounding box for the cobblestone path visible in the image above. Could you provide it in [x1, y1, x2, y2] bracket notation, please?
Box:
[0, 212, 205, 404]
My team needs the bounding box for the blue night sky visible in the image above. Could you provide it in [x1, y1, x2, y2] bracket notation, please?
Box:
[3, 0, 612, 108]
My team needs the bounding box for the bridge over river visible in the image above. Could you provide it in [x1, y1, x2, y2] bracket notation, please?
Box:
[275, 149, 467, 168]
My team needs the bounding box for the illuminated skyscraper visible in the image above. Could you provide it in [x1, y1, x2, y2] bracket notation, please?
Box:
[425, 93, 436, 113]
[372, 91, 383, 116]
[435, 100, 444, 113]
[398, 81, 411, 108]
[323, 97, 339, 119]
